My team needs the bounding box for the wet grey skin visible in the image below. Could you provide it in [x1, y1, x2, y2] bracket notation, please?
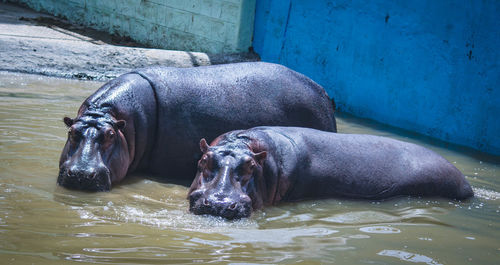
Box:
[188, 126, 474, 220]
[58, 62, 337, 191]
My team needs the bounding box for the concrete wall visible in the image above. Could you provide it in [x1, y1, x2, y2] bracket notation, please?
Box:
[14, 0, 256, 54]
[254, 0, 500, 155]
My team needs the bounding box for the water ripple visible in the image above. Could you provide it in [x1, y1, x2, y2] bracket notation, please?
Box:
[378, 249, 442, 265]
[359, 226, 401, 234]
[473, 187, 500, 200]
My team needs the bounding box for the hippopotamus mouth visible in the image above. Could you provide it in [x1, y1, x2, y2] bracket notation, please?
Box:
[189, 190, 252, 220]
[57, 167, 112, 192]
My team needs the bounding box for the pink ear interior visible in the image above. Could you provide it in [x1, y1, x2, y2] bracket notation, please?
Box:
[200, 138, 209, 153]
[115, 120, 126, 131]
[253, 151, 267, 165]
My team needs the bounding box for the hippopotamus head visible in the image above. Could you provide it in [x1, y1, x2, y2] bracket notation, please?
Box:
[188, 138, 267, 220]
[57, 112, 129, 191]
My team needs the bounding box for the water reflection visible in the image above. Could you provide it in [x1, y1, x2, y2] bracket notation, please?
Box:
[359, 226, 401, 234]
[378, 249, 442, 265]
[0, 72, 499, 264]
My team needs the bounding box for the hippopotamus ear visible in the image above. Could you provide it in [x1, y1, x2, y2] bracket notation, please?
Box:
[200, 138, 209, 153]
[115, 120, 126, 131]
[253, 151, 267, 166]
[63, 117, 74, 127]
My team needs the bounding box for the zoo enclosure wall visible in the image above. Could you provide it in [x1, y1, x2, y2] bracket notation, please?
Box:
[253, 0, 500, 156]
[11, 0, 256, 54]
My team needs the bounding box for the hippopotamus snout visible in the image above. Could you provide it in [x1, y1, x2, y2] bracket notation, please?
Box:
[189, 190, 252, 220]
[58, 162, 111, 191]
[58, 118, 130, 191]
[188, 139, 268, 220]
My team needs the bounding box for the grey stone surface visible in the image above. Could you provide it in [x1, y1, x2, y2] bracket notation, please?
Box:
[11, 0, 256, 53]
[0, 2, 259, 81]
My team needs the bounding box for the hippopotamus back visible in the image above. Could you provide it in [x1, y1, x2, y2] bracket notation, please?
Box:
[132, 63, 337, 179]
[248, 127, 473, 201]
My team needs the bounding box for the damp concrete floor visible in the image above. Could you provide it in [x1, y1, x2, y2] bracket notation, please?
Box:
[0, 2, 258, 81]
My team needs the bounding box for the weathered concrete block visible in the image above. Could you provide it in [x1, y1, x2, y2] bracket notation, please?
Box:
[224, 20, 237, 38]
[98, 0, 117, 13]
[181, 0, 203, 14]
[191, 15, 226, 40]
[200, 0, 222, 18]
[236, 0, 255, 51]
[130, 18, 148, 43]
[116, 4, 136, 18]
[149, 24, 169, 48]
[118, 0, 141, 8]
[165, 7, 191, 32]
[167, 28, 198, 51]
[114, 14, 131, 35]
[162, 0, 187, 10]
[220, 1, 240, 21]
[67, 0, 85, 8]
[135, 1, 159, 24]
[13, 0, 256, 53]
[152, 3, 167, 25]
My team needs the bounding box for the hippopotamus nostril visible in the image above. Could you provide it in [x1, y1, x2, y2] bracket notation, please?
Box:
[189, 196, 252, 219]
[88, 172, 97, 180]
[67, 166, 77, 177]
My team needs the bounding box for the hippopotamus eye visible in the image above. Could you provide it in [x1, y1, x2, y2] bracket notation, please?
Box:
[249, 160, 256, 170]
[106, 129, 115, 139]
[199, 155, 207, 165]
[201, 165, 215, 181]
[237, 160, 256, 185]
[200, 154, 214, 167]
[198, 155, 210, 170]
[68, 128, 80, 141]
[238, 159, 255, 176]
[245, 159, 256, 171]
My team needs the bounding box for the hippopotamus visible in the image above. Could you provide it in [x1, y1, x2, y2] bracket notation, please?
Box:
[58, 62, 337, 191]
[188, 126, 474, 219]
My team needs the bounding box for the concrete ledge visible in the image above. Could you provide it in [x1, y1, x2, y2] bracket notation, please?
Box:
[10, 0, 256, 53]
[0, 2, 259, 80]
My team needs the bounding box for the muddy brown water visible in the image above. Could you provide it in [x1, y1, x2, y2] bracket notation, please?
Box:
[0, 72, 499, 264]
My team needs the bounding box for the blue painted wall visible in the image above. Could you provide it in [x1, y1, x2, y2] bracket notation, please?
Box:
[253, 0, 500, 155]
